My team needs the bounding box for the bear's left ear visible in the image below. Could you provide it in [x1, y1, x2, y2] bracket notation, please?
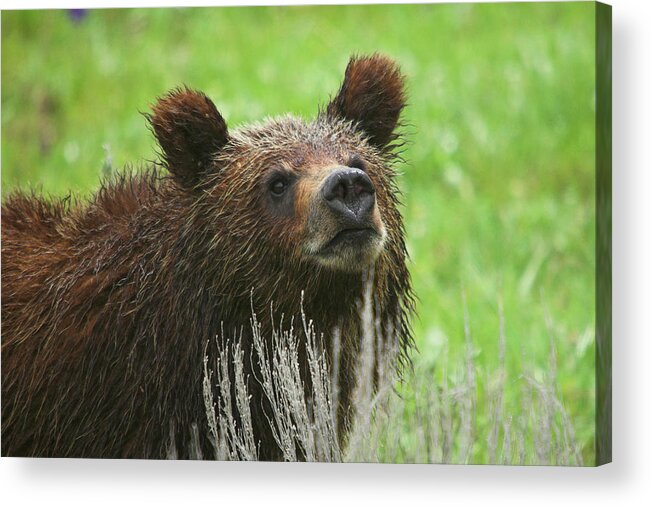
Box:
[326, 54, 406, 152]
[148, 87, 229, 189]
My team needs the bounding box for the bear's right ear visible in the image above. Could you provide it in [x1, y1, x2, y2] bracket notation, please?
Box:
[147, 87, 229, 189]
[326, 54, 406, 152]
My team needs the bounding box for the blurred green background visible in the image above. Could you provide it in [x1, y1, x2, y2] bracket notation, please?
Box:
[1, 2, 596, 463]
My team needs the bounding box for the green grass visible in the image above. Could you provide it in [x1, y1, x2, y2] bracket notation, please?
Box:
[1, 2, 597, 464]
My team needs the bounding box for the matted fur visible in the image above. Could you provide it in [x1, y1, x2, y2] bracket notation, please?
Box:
[1, 54, 414, 460]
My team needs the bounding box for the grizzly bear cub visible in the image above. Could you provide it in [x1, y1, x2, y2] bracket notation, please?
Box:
[1, 54, 413, 460]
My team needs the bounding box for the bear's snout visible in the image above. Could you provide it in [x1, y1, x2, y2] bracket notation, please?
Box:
[301, 165, 386, 271]
[321, 167, 376, 226]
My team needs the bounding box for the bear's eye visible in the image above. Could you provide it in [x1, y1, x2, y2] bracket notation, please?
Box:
[347, 154, 367, 171]
[270, 177, 288, 196]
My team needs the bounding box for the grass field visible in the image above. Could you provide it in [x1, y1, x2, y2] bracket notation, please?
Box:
[1, 2, 597, 464]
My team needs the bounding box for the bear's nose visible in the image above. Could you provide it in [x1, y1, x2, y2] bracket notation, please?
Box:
[321, 167, 375, 221]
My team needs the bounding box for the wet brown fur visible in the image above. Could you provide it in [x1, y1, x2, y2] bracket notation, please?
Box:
[1, 54, 414, 460]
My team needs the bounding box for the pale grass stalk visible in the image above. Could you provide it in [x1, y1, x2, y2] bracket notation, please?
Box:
[200, 288, 584, 465]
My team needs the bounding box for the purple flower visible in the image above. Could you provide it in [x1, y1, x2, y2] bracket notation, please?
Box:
[68, 9, 88, 23]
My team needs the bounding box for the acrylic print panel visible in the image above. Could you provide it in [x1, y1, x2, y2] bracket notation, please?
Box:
[0, 1, 611, 465]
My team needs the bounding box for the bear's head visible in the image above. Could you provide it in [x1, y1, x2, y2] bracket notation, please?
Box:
[148, 54, 406, 273]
